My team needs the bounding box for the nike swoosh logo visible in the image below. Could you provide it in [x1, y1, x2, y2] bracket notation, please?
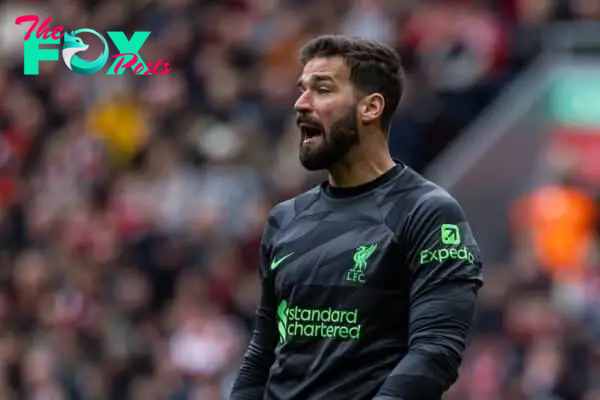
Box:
[271, 252, 294, 270]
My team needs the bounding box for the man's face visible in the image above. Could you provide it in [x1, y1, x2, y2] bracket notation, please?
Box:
[294, 57, 360, 171]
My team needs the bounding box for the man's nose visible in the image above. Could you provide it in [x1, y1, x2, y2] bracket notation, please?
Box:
[294, 91, 312, 113]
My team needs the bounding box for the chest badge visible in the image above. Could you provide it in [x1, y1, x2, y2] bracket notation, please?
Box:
[346, 244, 378, 283]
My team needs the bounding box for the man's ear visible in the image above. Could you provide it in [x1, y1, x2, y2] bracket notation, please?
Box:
[358, 93, 385, 123]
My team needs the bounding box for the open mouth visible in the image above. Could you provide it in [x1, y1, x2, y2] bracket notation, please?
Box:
[299, 123, 324, 142]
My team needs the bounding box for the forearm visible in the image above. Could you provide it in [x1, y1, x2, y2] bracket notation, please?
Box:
[373, 348, 458, 400]
[374, 281, 478, 400]
[230, 312, 276, 399]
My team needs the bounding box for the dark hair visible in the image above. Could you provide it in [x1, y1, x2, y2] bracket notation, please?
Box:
[299, 35, 403, 132]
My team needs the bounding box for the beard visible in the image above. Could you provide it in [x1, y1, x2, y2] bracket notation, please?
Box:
[298, 106, 360, 171]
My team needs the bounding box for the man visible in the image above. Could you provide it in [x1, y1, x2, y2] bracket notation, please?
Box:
[231, 35, 483, 400]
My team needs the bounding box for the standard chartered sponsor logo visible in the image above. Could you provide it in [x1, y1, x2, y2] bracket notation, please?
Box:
[277, 300, 361, 342]
[419, 246, 476, 264]
[277, 300, 288, 343]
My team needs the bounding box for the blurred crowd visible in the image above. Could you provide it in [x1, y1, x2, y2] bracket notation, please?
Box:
[0, 0, 599, 398]
[449, 162, 600, 400]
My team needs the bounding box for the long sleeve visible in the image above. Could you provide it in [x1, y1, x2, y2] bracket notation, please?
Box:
[230, 219, 279, 399]
[374, 193, 484, 400]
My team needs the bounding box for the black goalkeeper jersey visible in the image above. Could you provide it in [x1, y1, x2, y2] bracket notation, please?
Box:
[231, 163, 483, 400]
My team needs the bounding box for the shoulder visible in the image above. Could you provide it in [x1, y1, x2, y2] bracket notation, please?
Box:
[400, 178, 475, 249]
[265, 185, 322, 233]
[409, 183, 464, 222]
[384, 168, 465, 229]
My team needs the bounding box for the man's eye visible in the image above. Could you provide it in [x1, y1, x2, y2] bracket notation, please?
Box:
[317, 87, 330, 93]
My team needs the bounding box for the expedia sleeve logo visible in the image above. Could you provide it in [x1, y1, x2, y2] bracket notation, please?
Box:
[277, 300, 361, 343]
[418, 223, 477, 265]
[419, 247, 476, 264]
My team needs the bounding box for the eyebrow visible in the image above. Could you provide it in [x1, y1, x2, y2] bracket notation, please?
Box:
[296, 75, 335, 88]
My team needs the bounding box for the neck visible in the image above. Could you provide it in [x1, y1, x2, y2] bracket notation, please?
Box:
[327, 140, 395, 188]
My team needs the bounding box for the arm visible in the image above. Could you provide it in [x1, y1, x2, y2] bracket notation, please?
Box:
[374, 194, 483, 400]
[230, 219, 279, 399]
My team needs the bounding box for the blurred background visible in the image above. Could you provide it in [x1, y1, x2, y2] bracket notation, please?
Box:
[1, 0, 600, 398]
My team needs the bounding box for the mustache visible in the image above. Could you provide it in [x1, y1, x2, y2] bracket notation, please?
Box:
[296, 115, 323, 128]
